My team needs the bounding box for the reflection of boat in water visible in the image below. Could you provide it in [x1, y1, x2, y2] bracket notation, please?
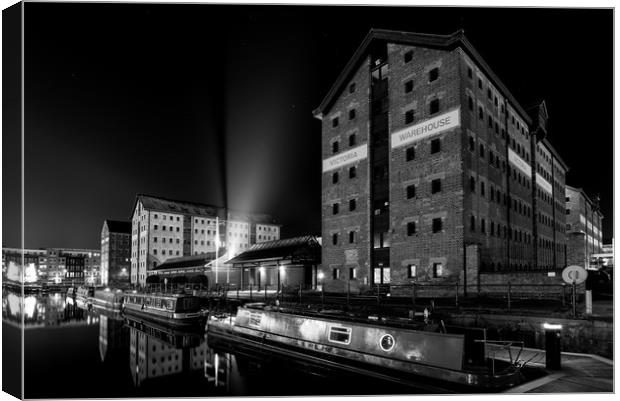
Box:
[89, 289, 124, 312]
[207, 304, 523, 391]
[123, 292, 206, 328]
[124, 313, 204, 348]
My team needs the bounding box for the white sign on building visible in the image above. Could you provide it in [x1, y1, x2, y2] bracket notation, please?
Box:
[322, 144, 368, 172]
[508, 148, 532, 177]
[390, 107, 460, 149]
[536, 173, 553, 194]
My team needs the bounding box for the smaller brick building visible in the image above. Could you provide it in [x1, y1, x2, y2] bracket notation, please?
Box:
[565, 185, 604, 269]
[101, 219, 132, 287]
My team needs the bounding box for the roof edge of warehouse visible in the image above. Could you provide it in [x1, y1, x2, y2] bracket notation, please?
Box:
[312, 28, 532, 127]
[130, 193, 279, 225]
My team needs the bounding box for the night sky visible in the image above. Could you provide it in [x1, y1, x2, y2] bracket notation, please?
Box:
[2, 3, 614, 249]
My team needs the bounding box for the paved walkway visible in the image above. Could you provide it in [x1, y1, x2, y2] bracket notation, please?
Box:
[487, 344, 614, 393]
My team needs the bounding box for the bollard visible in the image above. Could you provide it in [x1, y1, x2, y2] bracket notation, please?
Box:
[571, 282, 577, 318]
[543, 323, 562, 370]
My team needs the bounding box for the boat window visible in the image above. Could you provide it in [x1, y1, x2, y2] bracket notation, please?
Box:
[166, 300, 175, 310]
[328, 326, 352, 345]
[176, 297, 200, 312]
[249, 312, 262, 328]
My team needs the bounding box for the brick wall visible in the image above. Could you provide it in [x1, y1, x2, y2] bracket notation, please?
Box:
[321, 55, 372, 286]
[388, 43, 464, 287]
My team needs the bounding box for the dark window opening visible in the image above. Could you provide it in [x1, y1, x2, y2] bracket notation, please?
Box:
[431, 179, 441, 194]
[404, 80, 413, 93]
[332, 233, 338, 245]
[407, 222, 416, 236]
[406, 146, 415, 161]
[429, 98, 440, 115]
[332, 141, 339, 154]
[406, 184, 416, 199]
[404, 50, 413, 63]
[349, 83, 356, 93]
[332, 203, 339, 215]
[349, 109, 356, 120]
[349, 199, 357, 211]
[429, 67, 439, 82]
[332, 172, 339, 184]
[349, 133, 357, 146]
[430, 138, 441, 154]
[332, 117, 339, 128]
[405, 109, 414, 124]
[349, 231, 355, 244]
[349, 166, 357, 179]
[432, 218, 443, 233]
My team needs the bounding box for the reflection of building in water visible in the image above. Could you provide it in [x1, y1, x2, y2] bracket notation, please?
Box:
[99, 314, 128, 363]
[128, 325, 207, 387]
[1, 291, 99, 328]
[204, 348, 231, 389]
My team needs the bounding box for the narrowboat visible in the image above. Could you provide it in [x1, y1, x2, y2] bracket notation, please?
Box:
[88, 289, 124, 312]
[76, 286, 95, 302]
[207, 304, 524, 390]
[122, 292, 206, 328]
[66, 287, 76, 297]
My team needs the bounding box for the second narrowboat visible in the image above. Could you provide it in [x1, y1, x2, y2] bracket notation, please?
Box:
[122, 292, 206, 328]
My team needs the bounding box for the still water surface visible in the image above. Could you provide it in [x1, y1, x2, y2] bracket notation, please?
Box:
[3, 291, 432, 398]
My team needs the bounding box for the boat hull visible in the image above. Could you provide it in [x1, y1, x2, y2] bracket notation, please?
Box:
[123, 304, 205, 328]
[207, 307, 521, 390]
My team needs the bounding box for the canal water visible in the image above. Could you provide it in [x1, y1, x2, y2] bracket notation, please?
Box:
[3, 291, 436, 398]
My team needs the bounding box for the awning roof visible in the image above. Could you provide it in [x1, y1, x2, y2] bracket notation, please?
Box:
[225, 236, 321, 267]
[151, 253, 216, 270]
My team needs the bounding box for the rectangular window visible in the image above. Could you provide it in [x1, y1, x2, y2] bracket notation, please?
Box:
[433, 263, 443, 278]
[431, 179, 441, 194]
[349, 268, 356, 279]
[405, 109, 414, 124]
[468, 96, 473, 111]
[349, 83, 356, 93]
[404, 79, 413, 93]
[467, 67, 473, 78]
[406, 184, 416, 199]
[349, 199, 356, 211]
[328, 326, 351, 345]
[332, 268, 340, 280]
[332, 233, 338, 245]
[333, 203, 339, 215]
[478, 106, 484, 120]
[429, 67, 439, 82]
[348, 231, 356, 243]
[404, 50, 413, 63]
[432, 218, 443, 233]
[349, 133, 356, 146]
[407, 222, 416, 236]
[481, 218, 486, 233]
[349, 166, 357, 179]
[332, 117, 339, 127]
[332, 172, 339, 184]
[349, 109, 356, 120]
[332, 141, 339, 154]
[406, 146, 415, 161]
[429, 98, 440, 114]
[408, 264, 417, 278]
[431, 138, 441, 154]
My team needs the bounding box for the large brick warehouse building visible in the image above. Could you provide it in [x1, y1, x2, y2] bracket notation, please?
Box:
[313, 29, 572, 295]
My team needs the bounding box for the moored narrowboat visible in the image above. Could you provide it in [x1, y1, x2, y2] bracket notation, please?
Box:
[207, 304, 524, 390]
[123, 292, 206, 328]
[76, 286, 95, 302]
[89, 289, 124, 312]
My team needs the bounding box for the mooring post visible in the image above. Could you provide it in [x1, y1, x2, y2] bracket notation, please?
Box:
[572, 281, 577, 318]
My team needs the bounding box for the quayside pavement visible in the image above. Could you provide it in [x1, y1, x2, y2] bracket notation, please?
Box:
[487, 344, 614, 393]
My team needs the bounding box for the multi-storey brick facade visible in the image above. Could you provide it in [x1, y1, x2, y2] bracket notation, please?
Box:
[314, 29, 572, 295]
[130, 194, 280, 287]
[100, 220, 131, 286]
[565, 185, 604, 269]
